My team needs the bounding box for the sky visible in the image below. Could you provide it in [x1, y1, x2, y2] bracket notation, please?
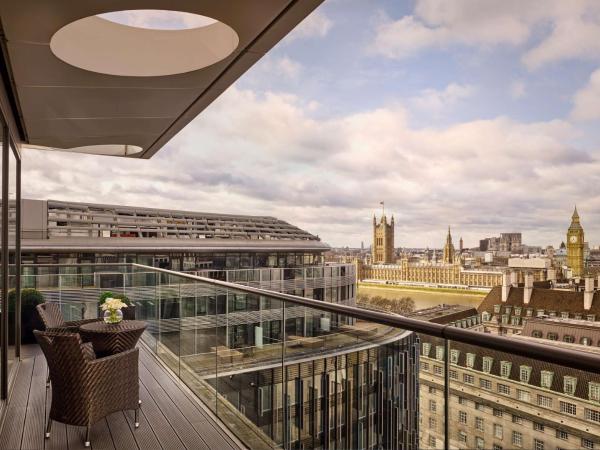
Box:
[22, 0, 600, 249]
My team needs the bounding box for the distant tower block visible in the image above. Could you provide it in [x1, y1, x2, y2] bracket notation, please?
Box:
[566, 206, 585, 278]
[443, 226, 455, 264]
[459, 237, 464, 252]
[372, 214, 394, 264]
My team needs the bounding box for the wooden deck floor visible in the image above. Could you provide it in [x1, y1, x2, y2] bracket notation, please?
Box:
[0, 345, 245, 450]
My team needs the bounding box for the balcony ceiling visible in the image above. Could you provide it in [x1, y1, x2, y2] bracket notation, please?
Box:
[0, 0, 323, 157]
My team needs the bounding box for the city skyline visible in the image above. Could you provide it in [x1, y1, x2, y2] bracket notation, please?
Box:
[21, 1, 600, 248]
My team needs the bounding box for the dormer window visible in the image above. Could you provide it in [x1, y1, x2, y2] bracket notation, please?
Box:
[511, 317, 520, 326]
[505, 306, 512, 314]
[482, 357, 493, 373]
[482, 312, 491, 322]
[563, 335, 575, 343]
[564, 376, 577, 396]
[422, 343, 431, 357]
[561, 312, 569, 319]
[547, 332, 558, 341]
[589, 382, 600, 402]
[500, 361, 512, 378]
[450, 349, 460, 364]
[575, 313, 583, 320]
[520, 366, 532, 383]
[526, 308, 533, 317]
[587, 315, 596, 322]
[502, 314, 509, 324]
[494, 305, 501, 314]
[536, 309, 545, 317]
[436, 346, 445, 361]
[549, 311, 557, 317]
[514, 307, 522, 316]
[541, 371, 554, 389]
[466, 353, 476, 368]
[581, 337, 592, 346]
[532, 330, 543, 338]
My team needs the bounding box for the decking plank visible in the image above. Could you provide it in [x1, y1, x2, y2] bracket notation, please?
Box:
[21, 356, 47, 450]
[105, 412, 140, 450]
[0, 358, 35, 450]
[44, 388, 68, 450]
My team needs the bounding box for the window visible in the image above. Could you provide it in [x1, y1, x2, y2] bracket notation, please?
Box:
[501, 314, 509, 324]
[429, 417, 436, 428]
[512, 415, 523, 424]
[585, 408, 600, 423]
[534, 438, 544, 450]
[475, 402, 485, 411]
[514, 306, 522, 315]
[494, 304, 501, 313]
[422, 343, 431, 356]
[533, 422, 545, 432]
[434, 365, 443, 376]
[466, 353, 475, 368]
[556, 430, 568, 440]
[475, 417, 484, 431]
[459, 411, 467, 424]
[493, 445, 503, 450]
[429, 400, 437, 412]
[517, 389, 530, 402]
[588, 315, 596, 322]
[582, 438, 594, 449]
[458, 396, 467, 405]
[547, 332, 558, 340]
[428, 386, 437, 394]
[476, 437, 485, 449]
[421, 361, 430, 371]
[563, 334, 575, 343]
[500, 361, 512, 378]
[428, 436, 436, 448]
[458, 431, 467, 443]
[494, 424, 503, 439]
[482, 357, 493, 373]
[450, 349, 460, 364]
[449, 369, 458, 380]
[582, 336, 592, 346]
[589, 382, 600, 402]
[540, 371, 554, 388]
[497, 384, 511, 395]
[436, 345, 444, 361]
[463, 373, 475, 384]
[480, 378, 492, 390]
[561, 311, 569, 318]
[482, 311, 491, 321]
[560, 401, 577, 415]
[537, 395, 553, 408]
[520, 365, 532, 383]
[511, 316, 520, 326]
[258, 386, 272, 416]
[564, 376, 577, 396]
[526, 308, 533, 317]
[512, 431, 523, 447]
[536, 309, 545, 317]
[532, 330, 543, 338]
[493, 408, 503, 417]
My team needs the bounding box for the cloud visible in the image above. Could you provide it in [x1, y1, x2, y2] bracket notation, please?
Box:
[286, 10, 332, 42]
[509, 80, 526, 99]
[254, 55, 303, 80]
[571, 68, 600, 121]
[410, 83, 475, 115]
[371, 1, 600, 70]
[22, 86, 600, 248]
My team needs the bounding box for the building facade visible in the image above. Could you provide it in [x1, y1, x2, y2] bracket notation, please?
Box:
[567, 206, 585, 278]
[372, 214, 394, 264]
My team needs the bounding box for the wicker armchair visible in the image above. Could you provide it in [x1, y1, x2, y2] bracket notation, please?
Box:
[36, 302, 100, 333]
[34, 331, 140, 447]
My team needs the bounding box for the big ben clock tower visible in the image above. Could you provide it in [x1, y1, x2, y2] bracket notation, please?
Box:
[567, 206, 584, 277]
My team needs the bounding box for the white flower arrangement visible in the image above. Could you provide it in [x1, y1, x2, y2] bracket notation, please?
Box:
[101, 297, 128, 311]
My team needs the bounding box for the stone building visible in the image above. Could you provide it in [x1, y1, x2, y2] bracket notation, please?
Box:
[418, 299, 600, 450]
[372, 214, 394, 264]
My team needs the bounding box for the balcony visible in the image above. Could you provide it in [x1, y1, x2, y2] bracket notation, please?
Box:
[2, 263, 600, 449]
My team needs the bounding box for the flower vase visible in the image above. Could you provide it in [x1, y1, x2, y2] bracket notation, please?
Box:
[103, 308, 123, 324]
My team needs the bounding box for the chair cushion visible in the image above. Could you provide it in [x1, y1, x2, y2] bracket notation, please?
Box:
[81, 342, 96, 360]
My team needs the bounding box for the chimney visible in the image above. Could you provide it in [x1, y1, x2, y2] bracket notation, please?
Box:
[510, 270, 519, 287]
[584, 275, 594, 310]
[547, 268, 556, 284]
[502, 271, 510, 302]
[523, 272, 533, 304]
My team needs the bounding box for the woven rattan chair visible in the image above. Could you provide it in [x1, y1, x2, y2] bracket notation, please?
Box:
[34, 330, 140, 447]
[36, 302, 101, 333]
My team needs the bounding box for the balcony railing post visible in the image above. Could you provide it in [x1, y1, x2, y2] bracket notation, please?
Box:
[444, 338, 450, 450]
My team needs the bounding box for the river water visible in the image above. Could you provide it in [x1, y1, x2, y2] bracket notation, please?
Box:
[358, 285, 485, 310]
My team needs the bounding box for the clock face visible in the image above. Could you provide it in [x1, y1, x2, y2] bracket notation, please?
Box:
[570, 235, 578, 243]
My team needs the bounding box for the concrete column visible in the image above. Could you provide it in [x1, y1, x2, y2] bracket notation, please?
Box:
[510, 270, 519, 287]
[524, 272, 534, 304]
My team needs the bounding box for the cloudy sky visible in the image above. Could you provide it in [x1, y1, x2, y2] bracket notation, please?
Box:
[23, 1, 600, 248]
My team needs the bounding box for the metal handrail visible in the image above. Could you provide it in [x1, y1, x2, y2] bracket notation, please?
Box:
[130, 263, 600, 374]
